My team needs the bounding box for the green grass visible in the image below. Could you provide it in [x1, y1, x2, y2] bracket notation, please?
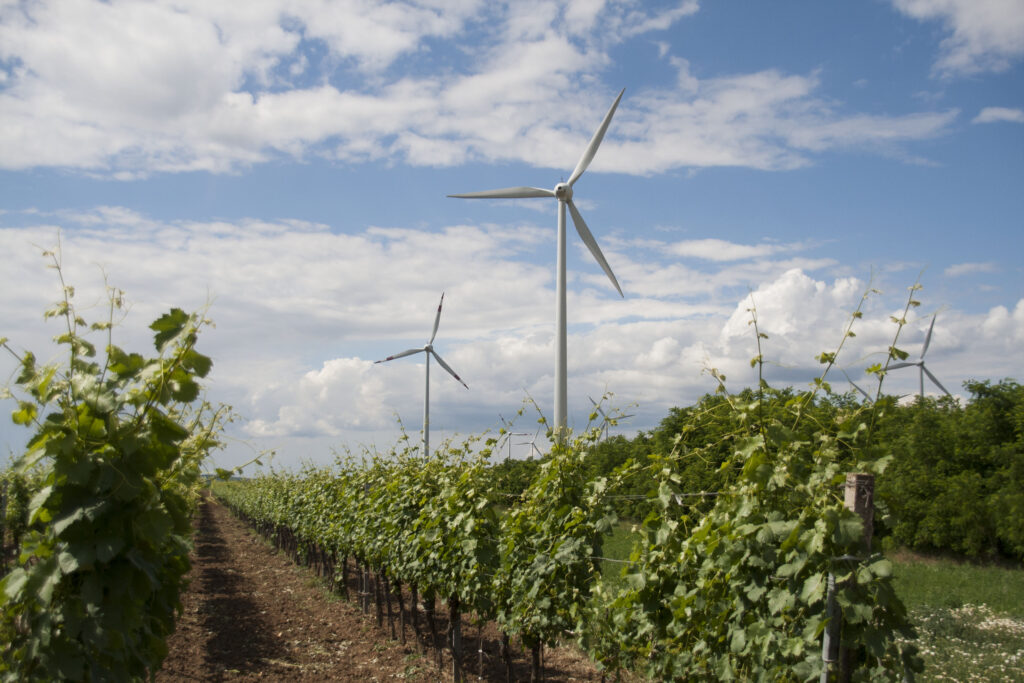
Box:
[891, 553, 1024, 618]
[891, 553, 1024, 682]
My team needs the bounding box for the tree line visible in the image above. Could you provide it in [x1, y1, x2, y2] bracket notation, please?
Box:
[496, 379, 1024, 562]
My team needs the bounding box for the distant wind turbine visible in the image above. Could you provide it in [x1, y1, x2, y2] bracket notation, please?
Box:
[517, 427, 545, 459]
[375, 293, 468, 457]
[588, 395, 635, 440]
[449, 88, 626, 440]
[888, 314, 951, 398]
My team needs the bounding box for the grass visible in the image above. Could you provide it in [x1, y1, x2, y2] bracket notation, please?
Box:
[891, 553, 1024, 682]
[890, 552, 1024, 618]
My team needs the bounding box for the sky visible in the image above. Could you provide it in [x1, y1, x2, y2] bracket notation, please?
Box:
[1, 0, 1023, 471]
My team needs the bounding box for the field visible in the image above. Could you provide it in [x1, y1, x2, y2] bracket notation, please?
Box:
[156, 503, 1023, 682]
[157, 496, 604, 682]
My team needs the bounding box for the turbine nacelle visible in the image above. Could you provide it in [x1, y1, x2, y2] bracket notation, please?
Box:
[554, 183, 572, 200]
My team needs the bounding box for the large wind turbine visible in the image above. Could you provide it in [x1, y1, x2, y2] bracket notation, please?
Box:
[449, 88, 626, 440]
[889, 314, 951, 398]
[375, 293, 468, 457]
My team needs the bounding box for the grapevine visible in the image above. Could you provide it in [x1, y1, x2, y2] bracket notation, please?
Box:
[1, 257, 227, 681]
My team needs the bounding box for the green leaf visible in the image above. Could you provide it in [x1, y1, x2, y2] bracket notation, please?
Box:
[800, 572, 826, 605]
[888, 346, 909, 361]
[835, 515, 864, 546]
[868, 558, 892, 579]
[12, 400, 38, 425]
[107, 346, 146, 377]
[53, 500, 111, 537]
[730, 627, 746, 653]
[1, 567, 29, 600]
[150, 308, 191, 351]
[57, 550, 81, 574]
[96, 536, 126, 563]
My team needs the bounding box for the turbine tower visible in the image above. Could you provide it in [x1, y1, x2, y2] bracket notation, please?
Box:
[375, 293, 468, 457]
[889, 314, 950, 398]
[449, 88, 626, 441]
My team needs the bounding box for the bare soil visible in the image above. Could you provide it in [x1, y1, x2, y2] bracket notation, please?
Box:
[157, 496, 607, 682]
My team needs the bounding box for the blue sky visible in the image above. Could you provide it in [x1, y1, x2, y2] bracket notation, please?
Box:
[2, 0, 1022, 470]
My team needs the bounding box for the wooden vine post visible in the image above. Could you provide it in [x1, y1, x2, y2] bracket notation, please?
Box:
[0, 479, 7, 572]
[821, 473, 874, 683]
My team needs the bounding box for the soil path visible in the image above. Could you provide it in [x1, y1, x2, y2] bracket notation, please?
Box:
[157, 496, 604, 682]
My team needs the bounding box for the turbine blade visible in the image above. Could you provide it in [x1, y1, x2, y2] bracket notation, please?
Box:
[921, 314, 937, 358]
[567, 199, 623, 297]
[588, 396, 609, 417]
[448, 186, 554, 199]
[850, 380, 871, 400]
[922, 365, 951, 396]
[430, 292, 444, 344]
[375, 348, 424, 363]
[887, 361, 917, 370]
[841, 369, 871, 400]
[567, 88, 625, 187]
[431, 350, 469, 389]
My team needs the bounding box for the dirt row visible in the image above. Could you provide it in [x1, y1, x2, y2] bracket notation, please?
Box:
[157, 496, 606, 682]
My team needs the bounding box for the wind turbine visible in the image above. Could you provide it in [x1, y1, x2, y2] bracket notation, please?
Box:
[375, 293, 468, 457]
[496, 414, 529, 463]
[517, 427, 545, 459]
[449, 88, 626, 441]
[888, 314, 951, 398]
[588, 395, 635, 440]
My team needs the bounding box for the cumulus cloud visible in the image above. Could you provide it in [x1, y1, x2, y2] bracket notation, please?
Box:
[980, 299, 1024, 344]
[0, 0, 958, 176]
[892, 0, 1024, 76]
[3, 209, 1022, 466]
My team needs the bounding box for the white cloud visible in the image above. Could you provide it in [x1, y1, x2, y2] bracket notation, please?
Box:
[0, 1, 959, 175]
[247, 357, 389, 437]
[892, 0, 1024, 76]
[980, 299, 1024, 343]
[667, 238, 795, 262]
[944, 261, 998, 276]
[972, 106, 1024, 123]
[3, 211, 1023, 467]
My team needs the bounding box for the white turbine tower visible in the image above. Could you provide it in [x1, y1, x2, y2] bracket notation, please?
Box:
[449, 88, 626, 441]
[889, 314, 950, 398]
[375, 293, 468, 457]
